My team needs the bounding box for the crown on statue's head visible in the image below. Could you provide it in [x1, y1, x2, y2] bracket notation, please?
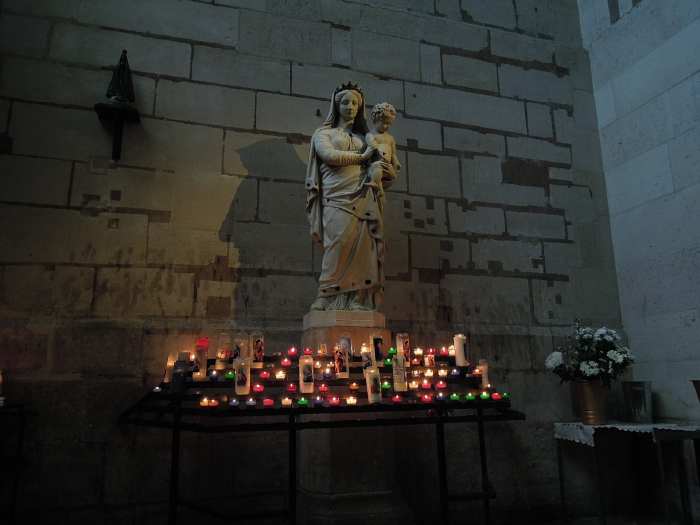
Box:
[335, 81, 363, 95]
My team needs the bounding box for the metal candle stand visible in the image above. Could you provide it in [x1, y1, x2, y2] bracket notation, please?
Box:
[119, 354, 525, 525]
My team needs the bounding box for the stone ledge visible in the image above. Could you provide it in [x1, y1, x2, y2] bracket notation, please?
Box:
[303, 310, 386, 330]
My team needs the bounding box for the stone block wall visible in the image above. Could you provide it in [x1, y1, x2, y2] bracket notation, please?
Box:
[578, 0, 700, 421]
[0, 0, 618, 522]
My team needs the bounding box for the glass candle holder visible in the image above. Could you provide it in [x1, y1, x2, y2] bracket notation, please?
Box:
[381, 380, 392, 391]
[275, 370, 286, 380]
[436, 380, 447, 390]
[424, 369, 434, 378]
[246, 397, 256, 407]
[449, 393, 461, 401]
[263, 398, 274, 407]
[229, 398, 240, 407]
[259, 370, 270, 380]
[409, 380, 419, 390]
[450, 368, 460, 377]
[349, 382, 359, 391]
[313, 395, 325, 407]
[224, 370, 236, 381]
[297, 397, 309, 407]
[253, 383, 264, 393]
[491, 392, 502, 401]
[466, 392, 476, 401]
[287, 347, 298, 358]
[281, 397, 293, 407]
[319, 383, 329, 393]
[303, 347, 313, 355]
[391, 394, 403, 404]
[287, 383, 297, 393]
[281, 358, 292, 368]
[480, 391, 490, 400]
[420, 393, 432, 404]
[328, 396, 341, 406]
[346, 396, 357, 405]
[421, 379, 432, 390]
[438, 368, 449, 377]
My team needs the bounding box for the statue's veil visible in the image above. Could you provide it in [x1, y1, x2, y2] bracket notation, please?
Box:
[305, 85, 368, 244]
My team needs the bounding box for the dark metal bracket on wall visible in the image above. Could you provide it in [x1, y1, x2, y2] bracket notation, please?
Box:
[94, 49, 140, 161]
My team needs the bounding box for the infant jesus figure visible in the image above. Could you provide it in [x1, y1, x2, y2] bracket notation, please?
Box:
[364, 102, 401, 199]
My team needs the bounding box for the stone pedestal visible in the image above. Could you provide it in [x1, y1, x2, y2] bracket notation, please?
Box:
[301, 310, 391, 355]
[298, 310, 408, 524]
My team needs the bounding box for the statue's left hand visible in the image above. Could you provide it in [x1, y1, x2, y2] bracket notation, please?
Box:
[380, 161, 396, 182]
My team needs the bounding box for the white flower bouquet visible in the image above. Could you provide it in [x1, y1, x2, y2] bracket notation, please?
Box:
[545, 322, 634, 386]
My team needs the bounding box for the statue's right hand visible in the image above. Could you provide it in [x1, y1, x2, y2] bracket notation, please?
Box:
[361, 146, 376, 162]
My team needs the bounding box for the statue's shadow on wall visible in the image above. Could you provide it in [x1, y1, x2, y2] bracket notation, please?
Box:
[215, 138, 310, 325]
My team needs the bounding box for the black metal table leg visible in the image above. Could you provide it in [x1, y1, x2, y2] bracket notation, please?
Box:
[10, 407, 25, 525]
[677, 441, 693, 525]
[593, 445, 607, 525]
[557, 440, 568, 524]
[168, 397, 182, 525]
[289, 413, 296, 525]
[476, 408, 491, 525]
[656, 441, 670, 525]
[436, 416, 449, 524]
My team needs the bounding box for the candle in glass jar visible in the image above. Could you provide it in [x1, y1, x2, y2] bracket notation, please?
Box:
[436, 380, 447, 390]
[424, 369, 434, 378]
[319, 383, 329, 393]
[466, 392, 477, 401]
[480, 391, 490, 400]
[383, 358, 392, 367]
[281, 357, 292, 368]
[323, 367, 333, 379]
[391, 394, 403, 404]
[436, 392, 446, 402]
[253, 383, 264, 393]
[317, 344, 327, 356]
[409, 380, 419, 390]
[421, 379, 432, 390]
[263, 398, 274, 407]
[299, 355, 314, 394]
[414, 348, 424, 357]
[381, 380, 392, 391]
[491, 392, 502, 401]
[329, 395, 341, 406]
[439, 346, 449, 358]
[479, 359, 490, 389]
[287, 346, 298, 358]
[275, 369, 286, 380]
[287, 383, 297, 393]
[246, 397, 256, 407]
[259, 370, 270, 380]
[303, 347, 313, 356]
[346, 396, 357, 406]
[314, 395, 324, 406]
[297, 397, 309, 407]
[421, 393, 432, 404]
[349, 382, 359, 391]
[209, 370, 218, 382]
[199, 396, 210, 407]
[208, 398, 219, 407]
[314, 360, 322, 369]
[438, 368, 448, 377]
[449, 392, 461, 401]
[450, 368, 460, 377]
[411, 358, 421, 366]
[153, 386, 162, 392]
[412, 369, 421, 378]
[229, 398, 239, 407]
[281, 397, 293, 407]
[365, 367, 382, 404]
[225, 370, 236, 381]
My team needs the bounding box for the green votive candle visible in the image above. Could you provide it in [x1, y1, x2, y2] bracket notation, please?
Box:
[388, 347, 397, 356]
[381, 380, 392, 391]
[383, 358, 392, 367]
[480, 391, 490, 400]
[297, 397, 309, 407]
[465, 392, 476, 401]
[224, 370, 235, 381]
[449, 393, 461, 401]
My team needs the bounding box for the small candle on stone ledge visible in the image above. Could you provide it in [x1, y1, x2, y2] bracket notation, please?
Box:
[314, 360, 322, 369]
[303, 347, 313, 356]
[208, 398, 219, 407]
[438, 368, 448, 377]
[480, 391, 490, 400]
[391, 394, 403, 404]
[436, 392, 446, 402]
[491, 392, 502, 401]
[409, 380, 419, 390]
[502, 392, 510, 399]
[421, 393, 433, 404]
[388, 347, 397, 356]
[287, 346, 298, 358]
[209, 370, 218, 382]
[319, 383, 329, 393]
[259, 370, 270, 380]
[152, 386, 162, 392]
[275, 369, 286, 380]
[281, 396, 292, 407]
[323, 367, 333, 379]
[381, 380, 392, 391]
[412, 369, 421, 378]
[466, 392, 477, 401]
[450, 368, 460, 377]
[439, 346, 449, 357]
[263, 397, 274, 407]
[297, 397, 309, 407]
[414, 348, 424, 357]
[199, 396, 210, 407]
[281, 357, 292, 368]
[329, 395, 341, 406]
[224, 370, 235, 381]
[411, 357, 420, 366]
[314, 395, 325, 407]
[349, 382, 359, 391]
[424, 369, 434, 378]
[421, 379, 432, 390]
[246, 397, 257, 407]
[287, 383, 297, 393]
[253, 383, 264, 393]
[383, 358, 392, 367]
[229, 398, 239, 407]
[346, 396, 357, 406]
[449, 393, 461, 401]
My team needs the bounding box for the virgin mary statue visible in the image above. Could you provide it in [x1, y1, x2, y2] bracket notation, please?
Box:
[305, 82, 396, 311]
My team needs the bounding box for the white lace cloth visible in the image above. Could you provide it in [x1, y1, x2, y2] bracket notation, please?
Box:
[554, 422, 700, 447]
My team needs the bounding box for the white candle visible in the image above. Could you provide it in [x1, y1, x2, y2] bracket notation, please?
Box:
[453, 334, 468, 367]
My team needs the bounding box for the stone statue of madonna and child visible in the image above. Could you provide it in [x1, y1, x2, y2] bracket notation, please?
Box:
[305, 82, 400, 313]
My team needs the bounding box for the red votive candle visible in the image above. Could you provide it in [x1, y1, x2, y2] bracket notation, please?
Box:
[281, 357, 292, 368]
[421, 394, 433, 404]
[259, 370, 270, 380]
[436, 380, 447, 390]
[439, 346, 449, 357]
[421, 379, 432, 390]
[319, 383, 329, 393]
[287, 383, 297, 393]
[391, 394, 403, 404]
[329, 396, 341, 406]
[287, 347, 298, 358]
[263, 398, 274, 407]
[491, 392, 502, 401]
[253, 383, 264, 393]
[303, 347, 313, 355]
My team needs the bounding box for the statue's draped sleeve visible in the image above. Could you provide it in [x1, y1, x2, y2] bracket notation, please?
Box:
[306, 130, 365, 243]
